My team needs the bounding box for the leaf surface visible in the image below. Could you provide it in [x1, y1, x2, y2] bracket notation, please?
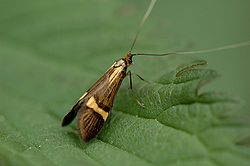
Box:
[0, 0, 250, 166]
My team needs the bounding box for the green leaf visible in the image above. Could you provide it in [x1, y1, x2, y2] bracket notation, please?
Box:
[0, 0, 250, 166]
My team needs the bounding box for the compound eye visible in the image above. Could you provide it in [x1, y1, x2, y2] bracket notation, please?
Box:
[128, 58, 132, 64]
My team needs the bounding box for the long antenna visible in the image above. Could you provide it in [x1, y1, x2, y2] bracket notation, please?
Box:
[175, 41, 250, 55]
[132, 41, 250, 56]
[130, 0, 157, 52]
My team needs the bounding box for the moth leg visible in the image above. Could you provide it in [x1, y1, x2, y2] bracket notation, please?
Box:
[125, 71, 147, 107]
[132, 73, 149, 83]
[126, 71, 149, 89]
[126, 70, 133, 89]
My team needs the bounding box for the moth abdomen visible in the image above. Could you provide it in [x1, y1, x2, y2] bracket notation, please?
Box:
[78, 108, 105, 141]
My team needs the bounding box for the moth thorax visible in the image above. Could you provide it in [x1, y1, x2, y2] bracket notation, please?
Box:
[114, 59, 126, 68]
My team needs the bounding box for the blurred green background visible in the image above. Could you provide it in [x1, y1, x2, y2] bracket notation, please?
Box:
[0, 0, 249, 165]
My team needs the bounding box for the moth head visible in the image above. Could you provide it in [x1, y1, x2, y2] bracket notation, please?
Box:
[123, 52, 133, 66]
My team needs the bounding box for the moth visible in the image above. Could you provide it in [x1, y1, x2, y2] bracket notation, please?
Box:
[61, 0, 250, 142]
[61, 0, 159, 142]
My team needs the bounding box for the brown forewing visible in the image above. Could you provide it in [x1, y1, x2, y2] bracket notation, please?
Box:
[62, 62, 127, 141]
